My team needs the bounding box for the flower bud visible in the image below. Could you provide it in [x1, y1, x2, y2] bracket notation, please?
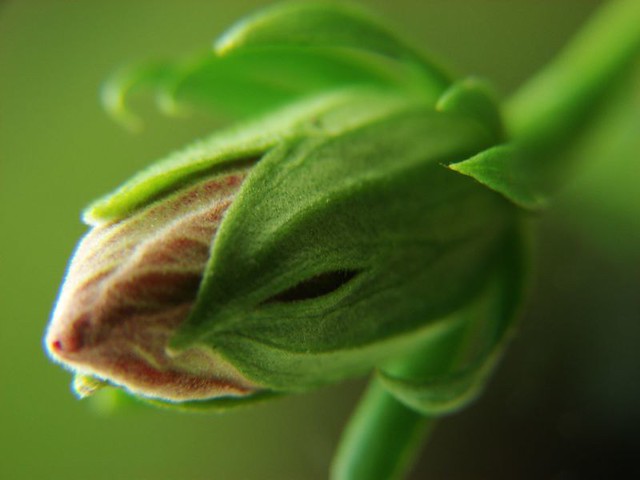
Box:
[45, 2, 530, 412]
[45, 167, 261, 401]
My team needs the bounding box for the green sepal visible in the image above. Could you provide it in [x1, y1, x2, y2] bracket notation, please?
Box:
[448, 144, 549, 210]
[215, 1, 451, 90]
[436, 77, 504, 142]
[378, 359, 498, 416]
[85, 88, 411, 224]
[377, 225, 526, 415]
[171, 107, 516, 390]
[437, 80, 549, 210]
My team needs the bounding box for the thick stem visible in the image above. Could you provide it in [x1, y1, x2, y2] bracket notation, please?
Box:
[506, 0, 640, 153]
[331, 320, 471, 480]
[330, 378, 434, 480]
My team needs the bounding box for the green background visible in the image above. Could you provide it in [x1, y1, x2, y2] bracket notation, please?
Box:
[1, 1, 639, 479]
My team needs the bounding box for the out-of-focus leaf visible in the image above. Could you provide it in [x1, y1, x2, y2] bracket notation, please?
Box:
[101, 2, 454, 130]
[215, 1, 451, 90]
[102, 46, 434, 127]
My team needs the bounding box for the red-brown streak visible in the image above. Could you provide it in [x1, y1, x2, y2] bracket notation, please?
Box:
[113, 270, 203, 307]
[140, 237, 210, 265]
[76, 269, 116, 295]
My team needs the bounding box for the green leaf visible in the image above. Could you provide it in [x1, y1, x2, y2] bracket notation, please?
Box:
[377, 225, 527, 415]
[85, 88, 411, 224]
[170, 108, 516, 390]
[215, 1, 451, 91]
[448, 144, 549, 210]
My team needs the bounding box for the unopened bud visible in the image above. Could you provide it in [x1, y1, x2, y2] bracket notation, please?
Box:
[45, 168, 261, 401]
[44, 1, 530, 412]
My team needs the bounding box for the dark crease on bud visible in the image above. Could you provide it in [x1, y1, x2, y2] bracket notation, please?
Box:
[45, 167, 262, 402]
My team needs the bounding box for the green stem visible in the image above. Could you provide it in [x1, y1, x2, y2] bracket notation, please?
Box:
[330, 378, 434, 480]
[331, 320, 472, 480]
[506, 0, 640, 152]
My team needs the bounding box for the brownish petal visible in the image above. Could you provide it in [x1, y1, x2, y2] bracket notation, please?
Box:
[46, 167, 261, 401]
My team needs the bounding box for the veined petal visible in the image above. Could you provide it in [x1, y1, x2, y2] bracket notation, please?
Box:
[45, 167, 261, 401]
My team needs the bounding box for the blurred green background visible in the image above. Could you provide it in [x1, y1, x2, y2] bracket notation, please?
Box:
[1, 1, 639, 479]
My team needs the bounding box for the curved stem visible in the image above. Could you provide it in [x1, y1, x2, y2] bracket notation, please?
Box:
[330, 378, 434, 480]
[506, 0, 640, 153]
[331, 319, 472, 480]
